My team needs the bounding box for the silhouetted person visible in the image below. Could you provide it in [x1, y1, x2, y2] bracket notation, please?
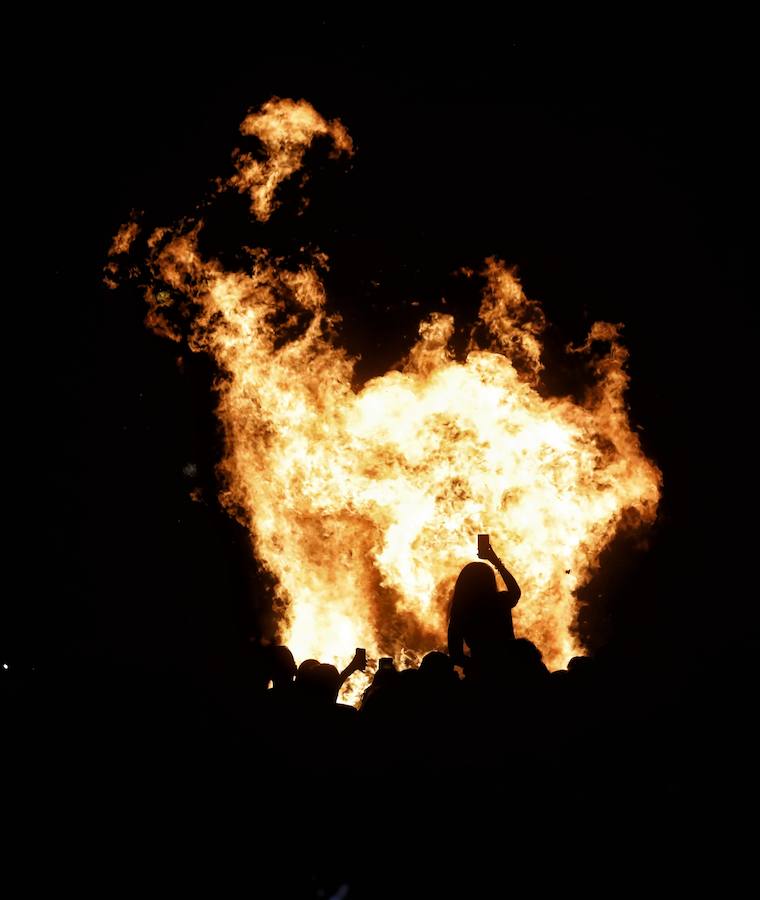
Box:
[297, 658, 320, 674]
[295, 658, 321, 695]
[447, 542, 521, 678]
[360, 657, 398, 714]
[297, 650, 366, 706]
[299, 663, 342, 706]
[287, 654, 364, 768]
[419, 651, 458, 689]
[502, 638, 550, 689]
[267, 645, 297, 691]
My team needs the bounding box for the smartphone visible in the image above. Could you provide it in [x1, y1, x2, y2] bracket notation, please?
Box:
[355, 648, 367, 669]
[378, 657, 394, 671]
[477, 533, 490, 558]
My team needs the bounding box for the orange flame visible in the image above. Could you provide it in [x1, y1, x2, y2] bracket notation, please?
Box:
[229, 97, 353, 220]
[103, 213, 141, 289]
[113, 98, 661, 703]
[109, 217, 141, 256]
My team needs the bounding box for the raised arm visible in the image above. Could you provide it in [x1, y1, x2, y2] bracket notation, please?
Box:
[485, 547, 521, 606]
[337, 648, 367, 692]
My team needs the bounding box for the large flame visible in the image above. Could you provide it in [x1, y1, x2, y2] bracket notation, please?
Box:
[109, 98, 661, 702]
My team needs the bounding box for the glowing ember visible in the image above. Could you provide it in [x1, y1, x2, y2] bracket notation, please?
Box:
[104, 213, 141, 290]
[109, 98, 661, 704]
[109, 216, 141, 256]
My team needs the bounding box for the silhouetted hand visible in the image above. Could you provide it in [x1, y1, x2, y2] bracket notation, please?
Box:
[337, 648, 367, 691]
[478, 544, 501, 567]
[477, 543, 521, 605]
[351, 648, 367, 672]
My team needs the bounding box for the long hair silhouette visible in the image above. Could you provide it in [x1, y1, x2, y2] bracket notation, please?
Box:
[452, 561, 499, 603]
[448, 558, 520, 670]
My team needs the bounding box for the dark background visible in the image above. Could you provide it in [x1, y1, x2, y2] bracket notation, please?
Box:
[7, 22, 754, 700]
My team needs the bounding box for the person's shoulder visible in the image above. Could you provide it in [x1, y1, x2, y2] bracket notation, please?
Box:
[497, 590, 519, 609]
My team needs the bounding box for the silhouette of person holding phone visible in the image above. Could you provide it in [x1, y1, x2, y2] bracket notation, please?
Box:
[447, 536, 521, 677]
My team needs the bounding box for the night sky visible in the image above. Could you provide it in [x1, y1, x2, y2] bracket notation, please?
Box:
[10, 24, 754, 694]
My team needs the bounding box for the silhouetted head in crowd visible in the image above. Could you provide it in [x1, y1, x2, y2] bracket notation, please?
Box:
[360, 658, 399, 710]
[268, 645, 297, 689]
[419, 651, 457, 687]
[453, 562, 498, 602]
[567, 655, 597, 689]
[299, 663, 341, 705]
[568, 656, 594, 675]
[502, 638, 549, 685]
[297, 659, 320, 681]
[372, 658, 397, 690]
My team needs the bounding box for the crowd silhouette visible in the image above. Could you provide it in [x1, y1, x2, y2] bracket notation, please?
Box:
[203, 538, 667, 788]
[7, 535, 752, 895]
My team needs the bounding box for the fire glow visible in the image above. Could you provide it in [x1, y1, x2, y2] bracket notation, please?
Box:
[108, 98, 661, 703]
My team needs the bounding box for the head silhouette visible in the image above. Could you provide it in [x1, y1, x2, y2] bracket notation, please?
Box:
[300, 663, 341, 705]
[268, 645, 297, 689]
[419, 651, 454, 681]
[452, 562, 497, 605]
[296, 658, 321, 681]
